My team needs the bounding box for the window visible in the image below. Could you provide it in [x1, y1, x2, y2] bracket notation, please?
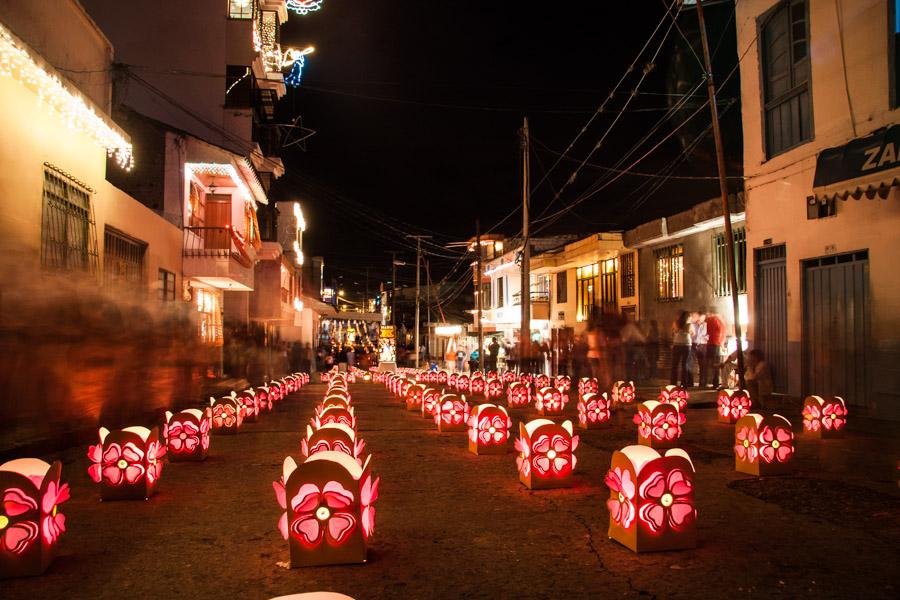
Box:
[228, 0, 254, 19]
[806, 195, 837, 219]
[531, 275, 550, 302]
[556, 270, 568, 303]
[496, 277, 504, 308]
[655, 245, 684, 301]
[195, 288, 223, 346]
[41, 164, 99, 273]
[599, 257, 618, 310]
[576, 263, 598, 322]
[225, 65, 253, 107]
[620, 252, 636, 298]
[104, 227, 147, 287]
[158, 269, 176, 301]
[761, 0, 812, 157]
[711, 229, 747, 296]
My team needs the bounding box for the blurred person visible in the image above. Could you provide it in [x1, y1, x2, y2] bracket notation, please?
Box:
[693, 311, 708, 387]
[455, 348, 465, 372]
[646, 320, 660, 380]
[573, 334, 588, 381]
[347, 345, 356, 368]
[488, 337, 500, 372]
[621, 313, 646, 382]
[468, 348, 480, 373]
[745, 349, 773, 408]
[705, 312, 725, 388]
[670, 311, 693, 387]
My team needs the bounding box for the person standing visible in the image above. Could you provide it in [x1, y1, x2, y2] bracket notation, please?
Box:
[488, 337, 500, 372]
[620, 313, 646, 382]
[455, 348, 465, 373]
[670, 311, 693, 387]
[694, 311, 708, 387]
[705, 312, 725, 388]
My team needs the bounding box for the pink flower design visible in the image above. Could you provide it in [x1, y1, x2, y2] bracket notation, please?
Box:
[535, 375, 550, 389]
[758, 426, 793, 463]
[531, 433, 579, 476]
[638, 469, 695, 533]
[514, 436, 531, 477]
[579, 396, 609, 425]
[734, 426, 759, 463]
[604, 467, 636, 529]
[437, 399, 467, 425]
[200, 418, 211, 450]
[802, 403, 821, 431]
[89, 442, 146, 486]
[555, 376, 572, 393]
[213, 403, 238, 429]
[40, 479, 70, 545]
[168, 420, 201, 454]
[471, 414, 508, 445]
[633, 411, 653, 439]
[821, 401, 847, 431]
[288, 482, 358, 548]
[146, 440, 165, 484]
[361, 475, 380, 539]
[649, 410, 682, 441]
[1, 488, 39, 554]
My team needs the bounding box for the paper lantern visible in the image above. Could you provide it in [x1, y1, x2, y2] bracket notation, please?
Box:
[577, 392, 611, 429]
[519, 373, 533, 387]
[397, 379, 413, 400]
[716, 389, 752, 424]
[633, 401, 685, 449]
[326, 387, 351, 401]
[274, 453, 379, 568]
[268, 383, 283, 404]
[448, 373, 459, 389]
[485, 378, 504, 401]
[578, 377, 599, 396]
[534, 374, 550, 389]
[659, 385, 688, 411]
[554, 375, 572, 393]
[87, 427, 165, 500]
[456, 375, 470, 394]
[434, 394, 469, 432]
[515, 419, 579, 490]
[321, 395, 350, 411]
[320, 372, 332, 384]
[255, 386, 273, 412]
[164, 409, 211, 462]
[421, 388, 442, 419]
[506, 381, 531, 408]
[437, 370, 448, 385]
[469, 375, 486, 397]
[415, 372, 426, 383]
[312, 406, 356, 430]
[237, 389, 259, 423]
[734, 413, 794, 476]
[210, 396, 243, 433]
[302, 424, 365, 462]
[471, 370, 484, 380]
[405, 384, 425, 412]
[611, 380, 636, 406]
[802, 396, 847, 438]
[467, 404, 511, 455]
[373, 371, 385, 383]
[605, 445, 697, 552]
[535, 387, 568, 416]
[502, 370, 516, 384]
[0, 459, 69, 579]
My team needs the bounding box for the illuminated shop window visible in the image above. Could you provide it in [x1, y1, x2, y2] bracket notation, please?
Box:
[576, 263, 598, 322]
[655, 245, 683, 301]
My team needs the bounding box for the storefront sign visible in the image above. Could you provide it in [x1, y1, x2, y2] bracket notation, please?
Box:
[814, 124, 900, 187]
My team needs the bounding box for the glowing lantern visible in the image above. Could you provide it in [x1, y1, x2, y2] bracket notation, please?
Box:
[485, 378, 504, 401]
[578, 377, 599, 396]
[421, 388, 441, 419]
[437, 370, 448, 385]
[456, 374, 470, 394]
[502, 370, 516, 384]
[515, 419, 579, 490]
[716, 389, 751, 424]
[533, 374, 549, 390]
[274, 453, 379, 567]
[535, 387, 567, 416]
[237, 389, 259, 423]
[268, 383, 283, 404]
[312, 406, 356, 430]
[164, 409, 211, 462]
[448, 373, 459, 389]
[415, 372, 426, 383]
[210, 396, 243, 433]
[397, 379, 413, 400]
[256, 386, 273, 412]
[471, 370, 484, 380]
[320, 372, 332, 384]
[519, 373, 533, 387]
[734, 413, 794, 476]
[577, 392, 611, 429]
[428, 371, 440, 384]
[434, 394, 469, 432]
[605, 446, 697, 552]
[802, 395, 847, 438]
[301, 424, 365, 463]
[373, 372, 385, 383]
[659, 385, 688, 411]
[467, 404, 512, 455]
[506, 381, 531, 408]
[87, 427, 165, 500]
[555, 375, 572, 393]
[469, 375, 486, 397]
[0, 459, 69, 579]
[486, 370, 499, 380]
[321, 396, 350, 411]
[611, 380, 636, 406]
[405, 384, 425, 412]
[633, 401, 685, 449]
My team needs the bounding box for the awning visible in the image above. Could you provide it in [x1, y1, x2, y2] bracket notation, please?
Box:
[813, 125, 900, 201]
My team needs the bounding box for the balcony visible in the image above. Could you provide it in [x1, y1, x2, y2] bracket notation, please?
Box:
[183, 226, 256, 291]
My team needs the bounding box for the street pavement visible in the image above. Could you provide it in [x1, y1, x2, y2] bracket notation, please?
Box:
[4, 381, 899, 599]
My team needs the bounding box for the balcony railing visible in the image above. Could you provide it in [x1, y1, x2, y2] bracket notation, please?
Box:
[183, 226, 253, 268]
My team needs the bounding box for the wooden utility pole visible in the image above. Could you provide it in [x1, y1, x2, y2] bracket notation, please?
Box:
[407, 235, 431, 369]
[425, 258, 432, 364]
[695, 0, 745, 387]
[520, 117, 532, 373]
[475, 219, 484, 372]
[387, 251, 400, 328]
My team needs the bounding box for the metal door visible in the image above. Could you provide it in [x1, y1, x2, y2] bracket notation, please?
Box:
[803, 250, 869, 407]
[754, 245, 788, 392]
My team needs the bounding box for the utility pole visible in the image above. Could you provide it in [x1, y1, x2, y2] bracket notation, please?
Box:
[475, 219, 484, 372]
[695, 0, 746, 387]
[520, 117, 531, 374]
[425, 258, 432, 364]
[407, 235, 431, 369]
[387, 251, 400, 328]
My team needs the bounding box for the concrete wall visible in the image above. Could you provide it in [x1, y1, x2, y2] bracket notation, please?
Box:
[738, 0, 900, 416]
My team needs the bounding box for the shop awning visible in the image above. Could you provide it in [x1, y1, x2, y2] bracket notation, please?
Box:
[813, 125, 900, 201]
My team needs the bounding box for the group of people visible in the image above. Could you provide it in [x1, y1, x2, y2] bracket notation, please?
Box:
[318, 343, 378, 372]
[669, 309, 726, 389]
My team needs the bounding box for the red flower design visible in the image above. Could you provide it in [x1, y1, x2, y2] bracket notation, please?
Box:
[470, 414, 508, 445]
[1, 488, 39, 554]
[633, 411, 653, 439]
[40, 479, 70, 545]
[578, 395, 609, 425]
[821, 401, 847, 431]
[604, 467, 636, 529]
[531, 433, 579, 476]
[734, 426, 758, 463]
[89, 442, 145, 486]
[361, 475, 379, 539]
[213, 403, 238, 429]
[437, 399, 467, 426]
[515, 436, 531, 477]
[638, 469, 695, 533]
[288, 482, 358, 548]
[758, 426, 793, 463]
[802, 403, 821, 431]
[649, 410, 682, 441]
[168, 420, 201, 454]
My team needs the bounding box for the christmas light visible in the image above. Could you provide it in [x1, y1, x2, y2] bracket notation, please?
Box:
[0, 23, 133, 170]
[287, 0, 325, 15]
[185, 163, 253, 204]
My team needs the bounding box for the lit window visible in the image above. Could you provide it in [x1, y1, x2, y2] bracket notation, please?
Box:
[655, 245, 683, 301]
[229, 0, 254, 19]
[41, 165, 99, 274]
[195, 288, 223, 346]
[103, 227, 147, 287]
[576, 264, 598, 322]
[620, 253, 636, 298]
[711, 229, 747, 296]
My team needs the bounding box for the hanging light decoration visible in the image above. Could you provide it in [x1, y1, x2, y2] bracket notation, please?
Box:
[283, 46, 315, 88]
[287, 0, 325, 16]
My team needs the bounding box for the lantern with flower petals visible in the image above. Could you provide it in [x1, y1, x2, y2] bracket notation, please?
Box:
[717, 389, 752, 424]
[448, 372, 459, 389]
[802, 395, 847, 438]
[437, 370, 448, 385]
[658, 385, 688, 411]
[519, 373, 533, 387]
[312, 406, 356, 431]
[502, 370, 516, 384]
[506, 381, 530, 408]
[535, 387, 567, 416]
[534, 374, 550, 389]
[455, 374, 470, 394]
[515, 419, 579, 490]
[273, 452, 379, 567]
[421, 388, 442, 419]
[633, 401, 685, 449]
[321, 395, 351, 411]
[467, 404, 512, 455]
[405, 384, 426, 412]
[485, 378, 504, 401]
[87, 427, 165, 500]
[605, 445, 696, 552]
[734, 414, 794, 476]
[237, 389, 259, 423]
[469, 374, 486, 397]
[611, 380, 636, 406]
[554, 375, 572, 394]
[577, 392, 611, 429]
[164, 409, 211, 462]
[301, 424, 366, 463]
[434, 394, 470, 432]
[578, 377, 599, 396]
[0, 459, 69, 578]
[210, 396, 242, 434]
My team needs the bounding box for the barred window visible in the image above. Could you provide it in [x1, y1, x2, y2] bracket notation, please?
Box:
[228, 0, 254, 19]
[711, 228, 747, 296]
[556, 270, 568, 303]
[104, 227, 147, 287]
[655, 245, 683, 301]
[620, 252, 636, 298]
[159, 269, 176, 302]
[41, 165, 99, 274]
[576, 263, 598, 322]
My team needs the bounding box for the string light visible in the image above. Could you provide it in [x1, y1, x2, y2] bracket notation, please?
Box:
[287, 0, 324, 15]
[0, 23, 133, 170]
[283, 46, 314, 88]
[185, 163, 252, 203]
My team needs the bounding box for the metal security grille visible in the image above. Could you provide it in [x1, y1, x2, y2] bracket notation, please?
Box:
[41, 164, 99, 274]
[104, 227, 147, 286]
[655, 244, 683, 301]
[712, 227, 747, 296]
[158, 269, 176, 301]
[620, 252, 636, 298]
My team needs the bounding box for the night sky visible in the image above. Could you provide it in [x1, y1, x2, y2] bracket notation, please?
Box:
[274, 1, 742, 293]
